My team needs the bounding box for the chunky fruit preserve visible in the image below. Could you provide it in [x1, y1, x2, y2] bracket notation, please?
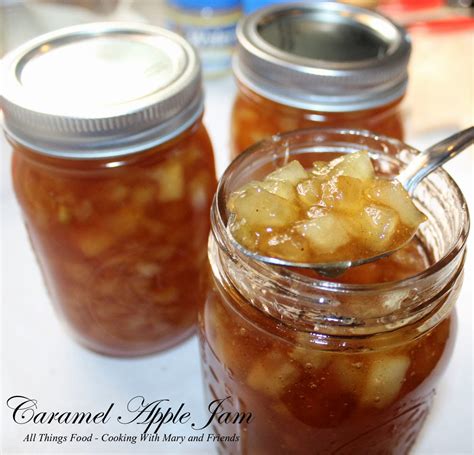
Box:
[12, 123, 216, 355]
[231, 3, 411, 157]
[2, 23, 217, 356]
[200, 253, 454, 454]
[227, 151, 425, 264]
[231, 86, 405, 158]
[199, 129, 468, 454]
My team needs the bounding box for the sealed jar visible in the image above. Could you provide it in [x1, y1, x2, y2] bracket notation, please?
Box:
[1, 23, 217, 357]
[200, 129, 469, 453]
[231, 2, 411, 157]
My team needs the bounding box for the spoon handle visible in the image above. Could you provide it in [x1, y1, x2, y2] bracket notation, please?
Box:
[398, 126, 474, 195]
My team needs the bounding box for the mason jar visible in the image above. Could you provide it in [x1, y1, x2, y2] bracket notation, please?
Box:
[1, 23, 217, 357]
[231, 2, 411, 157]
[199, 128, 469, 453]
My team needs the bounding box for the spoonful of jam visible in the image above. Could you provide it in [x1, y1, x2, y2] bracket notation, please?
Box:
[227, 127, 474, 276]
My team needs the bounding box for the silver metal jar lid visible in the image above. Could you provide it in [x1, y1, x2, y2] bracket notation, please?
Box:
[1, 23, 203, 158]
[234, 2, 411, 112]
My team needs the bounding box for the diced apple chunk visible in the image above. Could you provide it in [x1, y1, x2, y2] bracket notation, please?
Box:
[290, 346, 331, 370]
[260, 179, 297, 202]
[333, 357, 367, 393]
[328, 151, 375, 181]
[296, 215, 350, 253]
[266, 160, 309, 185]
[76, 230, 115, 257]
[229, 187, 300, 228]
[73, 200, 93, 222]
[366, 179, 426, 228]
[266, 234, 310, 262]
[246, 351, 300, 397]
[153, 287, 179, 305]
[358, 205, 399, 250]
[237, 107, 259, 122]
[277, 116, 299, 131]
[132, 186, 154, 206]
[320, 176, 364, 214]
[229, 219, 260, 250]
[104, 207, 140, 237]
[109, 184, 129, 202]
[189, 173, 211, 210]
[311, 161, 330, 176]
[151, 161, 184, 202]
[58, 205, 71, 224]
[361, 355, 410, 408]
[296, 178, 322, 206]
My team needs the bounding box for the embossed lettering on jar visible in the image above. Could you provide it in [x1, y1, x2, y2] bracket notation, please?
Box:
[231, 3, 411, 157]
[2, 23, 217, 356]
[199, 129, 469, 454]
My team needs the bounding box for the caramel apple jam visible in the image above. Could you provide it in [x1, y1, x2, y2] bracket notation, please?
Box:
[231, 87, 405, 159]
[2, 23, 217, 356]
[199, 129, 468, 455]
[231, 3, 411, 157]
[227, 152, 426, 264]
[11, 122, 216, 356]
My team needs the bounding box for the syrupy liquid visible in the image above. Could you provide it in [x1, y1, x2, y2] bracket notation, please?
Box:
[12, 122, 216, 356]
[230, 84, 405, 159]
[227, 154, 425, 266]
[199, 239, 457, 454]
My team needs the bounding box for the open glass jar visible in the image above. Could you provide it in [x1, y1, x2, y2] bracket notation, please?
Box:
[2, 23, 216, 356]
[199, 129, 469, 453]
[231, 3, 411, 157]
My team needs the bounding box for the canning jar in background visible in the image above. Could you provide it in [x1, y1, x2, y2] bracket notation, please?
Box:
[200, 129, 469, 453]
[231, 2, 411, 157]
[1, 23, 217, 357]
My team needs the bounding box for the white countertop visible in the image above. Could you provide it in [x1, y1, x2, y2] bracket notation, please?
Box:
[1, 27, 473, 455]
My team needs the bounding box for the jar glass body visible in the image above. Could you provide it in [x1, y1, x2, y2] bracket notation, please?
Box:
[11, 120, 216, 356]
[230, 83, 405, 158]
[199, 129, 468, 454]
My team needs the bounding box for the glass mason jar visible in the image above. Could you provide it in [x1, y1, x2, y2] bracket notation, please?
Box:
[230, 3, 411, 158]
[1, 23, 217, 356]
[199, 129, 469, 454]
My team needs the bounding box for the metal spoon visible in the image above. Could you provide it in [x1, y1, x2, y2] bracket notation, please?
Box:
[231, 127, 474, 277]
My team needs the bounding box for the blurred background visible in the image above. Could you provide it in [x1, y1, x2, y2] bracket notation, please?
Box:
[2, 0, 473, 74]
[1, 0, 473, 138]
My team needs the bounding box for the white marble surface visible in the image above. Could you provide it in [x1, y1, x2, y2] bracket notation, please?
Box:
[1, 13, 473, 455]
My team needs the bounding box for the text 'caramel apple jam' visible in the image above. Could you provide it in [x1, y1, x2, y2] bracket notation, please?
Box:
[231, 3, 411, 158]
[2, 23, 217, 356]
[199, 129, 469, 454]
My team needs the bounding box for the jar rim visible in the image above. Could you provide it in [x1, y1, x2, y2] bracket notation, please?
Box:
[213, 127, 470, 293]
[234, 2, 411, 112]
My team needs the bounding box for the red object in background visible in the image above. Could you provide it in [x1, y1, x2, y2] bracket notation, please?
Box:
[380, 0, 474, 32]
[408, 15, 474, 31]
[381, 0, 443, 12]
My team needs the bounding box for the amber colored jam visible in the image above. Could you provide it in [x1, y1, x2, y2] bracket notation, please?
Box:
[230, 84, 405, 158]
[11, 121, 216, 356]
[227, 155, 426, 265]
[199, 240, 457, 454]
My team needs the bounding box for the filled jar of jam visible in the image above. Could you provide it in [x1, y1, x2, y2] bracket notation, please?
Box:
[231, 2, 411, 157]
[200, 129, 469, 454]
[1, 23, 217, 356]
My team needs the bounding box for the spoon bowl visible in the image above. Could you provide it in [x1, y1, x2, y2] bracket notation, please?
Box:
[230, 127, 474, 277]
